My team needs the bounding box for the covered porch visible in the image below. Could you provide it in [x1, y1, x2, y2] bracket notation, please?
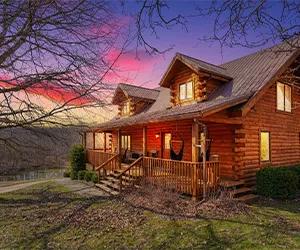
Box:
[83, 118, 241, 199]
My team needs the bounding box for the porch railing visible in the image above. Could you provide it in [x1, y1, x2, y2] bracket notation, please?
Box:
[142, 157, 220, 197]
[85, 150, 117, 170]
[85, 150, 220, 198]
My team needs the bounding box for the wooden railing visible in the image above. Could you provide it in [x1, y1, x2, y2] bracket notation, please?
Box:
[85, 150, 116, 170]
[142, 157, 220, 197]
[95, 154, 120, 183]
[116, 157, 143, 191]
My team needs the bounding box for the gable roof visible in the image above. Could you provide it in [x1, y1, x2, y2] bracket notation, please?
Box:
[210, 39, 300, 115]
[92, 39, 299, 130]
[112, 83, 160, 105]
[90, 92, 250, 131]
[160, 53, 232, 87]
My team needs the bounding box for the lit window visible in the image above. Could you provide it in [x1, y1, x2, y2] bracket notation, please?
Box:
[121, 135, 131, 150]
[277, 82, 291, 112]
[164, 133, 171, 150]
[260, 132, 270, 162]
[122, 101, 130, 115]
[179, 81, 193, 100]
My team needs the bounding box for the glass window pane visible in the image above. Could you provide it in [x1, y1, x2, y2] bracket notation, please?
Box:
[95, 133, 104, 149]
[164, 133, 171, 150]
[285, 85, 291, 112]
[128, 136, 131, 150]
[260, 132, 270, 161]
[121, 136, 125, 149]
[277, 82, 285, 111]
[186, 81, 193, 99]
[86, 133, 93, 149]
[179, 84, 186, 100]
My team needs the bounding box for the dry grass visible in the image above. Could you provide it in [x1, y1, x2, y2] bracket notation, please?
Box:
[197, 188, 251, 218]
[121, 183, 251, 219]
[120, 182, 197, 217]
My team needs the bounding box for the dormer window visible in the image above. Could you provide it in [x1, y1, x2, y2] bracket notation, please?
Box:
[122, 101, 130, 115]
[179, 81, 193, 101]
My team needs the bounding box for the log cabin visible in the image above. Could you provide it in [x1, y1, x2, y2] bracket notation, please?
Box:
[83, 39, 300, 201]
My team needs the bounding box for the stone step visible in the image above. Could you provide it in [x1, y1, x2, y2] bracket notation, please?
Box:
[95, 183, 119, 196]
[235, 194, 258, 203]
[229, 187, 252, 197]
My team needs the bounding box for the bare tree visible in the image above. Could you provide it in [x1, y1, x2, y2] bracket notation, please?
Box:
[0, 0, 133, 172]
[0, 0, 128, 133]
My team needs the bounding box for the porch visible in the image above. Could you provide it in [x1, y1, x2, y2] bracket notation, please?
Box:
[83, 118, 246, 199]
[86, 150, 220, 198]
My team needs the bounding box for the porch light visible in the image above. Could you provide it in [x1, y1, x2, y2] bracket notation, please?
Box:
[155, 133, 160, 138]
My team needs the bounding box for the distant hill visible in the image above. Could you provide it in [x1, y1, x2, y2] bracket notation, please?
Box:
[0, 127, 82, 175]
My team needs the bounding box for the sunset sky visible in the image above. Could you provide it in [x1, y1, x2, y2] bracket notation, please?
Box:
[107, 1, 283, 90]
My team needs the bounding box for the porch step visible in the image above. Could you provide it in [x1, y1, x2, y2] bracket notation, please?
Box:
[235, 194, 258, 203]
[95, 183, 119, 196]
[99, 180, 123, 191]
[229, 187, 252, 198]
[219, 180, 244, 189]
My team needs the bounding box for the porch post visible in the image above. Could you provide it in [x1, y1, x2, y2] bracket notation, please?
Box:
[92, 132, 96, 150]
[143, 127, 147, 157]
[83, 132, 86, 149]
[117, 128, 122, 169]
[192, 121, 199, 200]
[103, 132, 107, 152]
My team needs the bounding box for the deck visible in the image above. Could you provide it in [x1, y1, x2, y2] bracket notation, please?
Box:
[86, 150, 220, 198]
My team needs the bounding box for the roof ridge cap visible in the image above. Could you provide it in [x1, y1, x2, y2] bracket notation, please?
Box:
[119, 82, 159, 92]
[176, 52, 228, 70]
[220, 39, 298, 67]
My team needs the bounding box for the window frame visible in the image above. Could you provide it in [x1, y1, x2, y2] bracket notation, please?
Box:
[276, 81, 292, 113]
[179, 81, 193, 101]
[121, 135, 131, 150]
[260, 131, 271, 163]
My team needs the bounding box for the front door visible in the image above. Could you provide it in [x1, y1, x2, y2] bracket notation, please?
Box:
[162, 132, 171, 159]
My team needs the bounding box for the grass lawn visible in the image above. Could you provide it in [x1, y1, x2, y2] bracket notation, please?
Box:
[0, 182, 299, 250]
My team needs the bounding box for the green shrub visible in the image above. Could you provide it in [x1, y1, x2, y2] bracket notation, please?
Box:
[256, 167, 298, 199]
[84, 171, 93, 182]
[70, 145, 86, 180]
[63, 169, 71, 178]
[290, 165, 300, 189]
[91, 172, 98, 183]
[78, 170, 88, 180]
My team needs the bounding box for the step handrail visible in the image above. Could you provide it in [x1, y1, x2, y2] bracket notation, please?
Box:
[116, 156, 143, 178]
[95, 153, 120, 171]
[116, 156, 143, 192]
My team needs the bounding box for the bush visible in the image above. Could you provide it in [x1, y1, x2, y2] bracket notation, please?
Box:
[63, 169, 71, 178]
[70, 145, 86, 180]
[91, 172, 98, 183]
[290, 165, 300, 189]
[78, 170, 88, 180]
[84, 171, 93, 182]
[256, 167, 298, 199]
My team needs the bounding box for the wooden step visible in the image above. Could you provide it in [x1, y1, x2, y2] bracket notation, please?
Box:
[229, 187, 252, 197]
[100, 180, 123, 191]
[95, 183, 119, 195]
[219, 180, 244, 188]
[235, 194, 258, 203]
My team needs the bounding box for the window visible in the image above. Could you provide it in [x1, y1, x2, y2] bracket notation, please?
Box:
[277, 82, 291, 112]
[121, 135, 131, 150]
[260, 131, 270, 162]
[179, 81, 193, 100]
[122, 101, 130, 115]
[164, 133, 171, 150]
